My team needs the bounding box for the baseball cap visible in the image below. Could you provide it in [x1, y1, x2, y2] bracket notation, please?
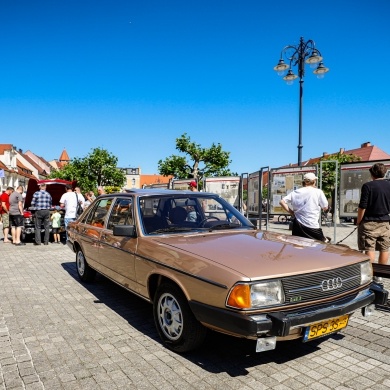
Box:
[189, 181, 197, 188]
[303, 172, 318, 181]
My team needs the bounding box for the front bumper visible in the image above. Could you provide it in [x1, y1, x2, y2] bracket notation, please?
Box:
[189, 283, 388, 338]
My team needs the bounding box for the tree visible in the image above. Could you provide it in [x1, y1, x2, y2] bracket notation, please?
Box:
[49, 147, 126, 192]
[158, 133, 236, 181]
[320, 152, 361, 202]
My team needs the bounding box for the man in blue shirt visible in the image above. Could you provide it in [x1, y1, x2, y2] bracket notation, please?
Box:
[31, 183, 52, 245]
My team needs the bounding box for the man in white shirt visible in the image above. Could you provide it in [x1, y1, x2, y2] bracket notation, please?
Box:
[279, 172, 329, 242]
[60, 185, 85, 239]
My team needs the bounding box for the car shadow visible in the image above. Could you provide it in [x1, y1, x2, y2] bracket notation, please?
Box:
[61, 261, 342, 377]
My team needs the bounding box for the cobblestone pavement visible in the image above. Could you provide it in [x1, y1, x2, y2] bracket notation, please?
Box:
[1, 224, 390, 390]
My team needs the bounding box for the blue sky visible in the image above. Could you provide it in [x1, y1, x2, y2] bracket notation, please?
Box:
[1, 1, 389, 175]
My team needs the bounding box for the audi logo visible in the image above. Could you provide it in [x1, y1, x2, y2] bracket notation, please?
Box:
[321, 277, 343, 291]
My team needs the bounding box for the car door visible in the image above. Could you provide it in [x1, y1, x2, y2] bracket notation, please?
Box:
[79, 197, 114, 270]
[99, 197, 138, 291]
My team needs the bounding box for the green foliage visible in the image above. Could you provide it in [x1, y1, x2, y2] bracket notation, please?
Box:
[262, 186, 268, 200]
[158, 133, 236, 181]
[320, 152, 361, 199]
[49, 147, 126, 192]
[104, 186, 121, 194]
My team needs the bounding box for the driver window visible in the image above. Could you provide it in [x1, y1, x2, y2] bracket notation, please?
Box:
[87, 198, 113, 228]
[107, 198, 133, 230]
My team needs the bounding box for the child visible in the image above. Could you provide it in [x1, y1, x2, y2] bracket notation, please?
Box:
[51, 207, 61, 244]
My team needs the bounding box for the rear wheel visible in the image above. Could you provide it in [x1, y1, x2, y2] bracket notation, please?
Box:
[76, 248, 96, 282]
[153, 283, 207, 353]
[278, 215, 288, 224]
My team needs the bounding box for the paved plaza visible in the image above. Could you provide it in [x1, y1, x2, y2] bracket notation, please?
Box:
[1, 222, 390, 389]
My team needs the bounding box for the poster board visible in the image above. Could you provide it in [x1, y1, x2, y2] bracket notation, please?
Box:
[247, 171, 260, 215]
[270, 166, 317, 214]
[203, 176, 240, 207]
[339, 160, 390, 218]
[171, 179, 192, 190]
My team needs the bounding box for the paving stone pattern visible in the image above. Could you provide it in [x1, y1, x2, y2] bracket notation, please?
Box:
[1, 222, 390, 389]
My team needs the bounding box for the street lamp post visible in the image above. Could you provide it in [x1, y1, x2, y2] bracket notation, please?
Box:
[273, 37, 329, 166]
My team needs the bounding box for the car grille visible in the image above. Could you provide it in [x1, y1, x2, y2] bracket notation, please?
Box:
[282, 263, 362, 304]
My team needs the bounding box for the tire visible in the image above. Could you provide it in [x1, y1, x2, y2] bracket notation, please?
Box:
[153, 283, 207, 353]
[278, 215, 287, 224]
[76, 248, 96, 283]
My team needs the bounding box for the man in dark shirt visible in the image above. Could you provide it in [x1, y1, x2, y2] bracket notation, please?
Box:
[357, 163, 390, 264]
[31, 183, 52, 245]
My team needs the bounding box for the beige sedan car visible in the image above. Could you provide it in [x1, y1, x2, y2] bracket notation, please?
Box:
[67, 189, 387, 354]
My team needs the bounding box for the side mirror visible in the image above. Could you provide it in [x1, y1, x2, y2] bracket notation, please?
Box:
[113, 225, 136, 237]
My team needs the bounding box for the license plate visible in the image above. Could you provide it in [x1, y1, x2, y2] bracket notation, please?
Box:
[303, 314, 349, 341]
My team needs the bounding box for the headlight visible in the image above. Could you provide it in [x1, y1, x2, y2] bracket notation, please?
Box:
[360, 261, 373, 285]
[227, 280, 285, 309]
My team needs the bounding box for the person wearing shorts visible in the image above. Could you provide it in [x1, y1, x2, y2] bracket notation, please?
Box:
[9, 186, 25, 246]
[357, 163, 390, 264]
[51, 207, 61, 244]
[1, 187, 13, 243]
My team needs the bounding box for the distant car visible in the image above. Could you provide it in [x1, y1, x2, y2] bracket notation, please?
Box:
[23, 179, 74, 240]
[67, 189, 387, 354]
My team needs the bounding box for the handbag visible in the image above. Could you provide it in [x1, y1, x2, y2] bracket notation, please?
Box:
[75, 193, 83, 217]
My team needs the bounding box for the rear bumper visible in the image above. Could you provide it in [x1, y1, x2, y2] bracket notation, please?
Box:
[23, 221, 65, 235]
[189, 283, 388, 338]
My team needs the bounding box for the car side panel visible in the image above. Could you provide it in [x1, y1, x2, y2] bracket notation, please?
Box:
[99, 230, 138, 292]
[76, 224, 102, 268]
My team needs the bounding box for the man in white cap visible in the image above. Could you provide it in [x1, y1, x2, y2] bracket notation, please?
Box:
[279, 172, 329, 241]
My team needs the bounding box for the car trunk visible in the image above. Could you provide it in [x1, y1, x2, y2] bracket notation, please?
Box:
[24, 179, 76, 209]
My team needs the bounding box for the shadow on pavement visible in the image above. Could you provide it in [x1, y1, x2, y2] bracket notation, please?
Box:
[61, 260, 339, 377]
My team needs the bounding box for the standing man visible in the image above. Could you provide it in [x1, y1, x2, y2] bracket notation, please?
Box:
[279, 173, 329, 241]
[74, 187, 85, 207]
[60, 184, 78, 240]
[97, 186, 105, 196]
[9, 185, 25, 246]
[1, 187, 14, 243]
[31, 183, 52, 245]
[357, 163, 390, 264]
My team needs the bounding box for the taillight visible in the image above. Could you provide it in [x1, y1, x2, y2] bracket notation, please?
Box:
[23, 211, 32, 218]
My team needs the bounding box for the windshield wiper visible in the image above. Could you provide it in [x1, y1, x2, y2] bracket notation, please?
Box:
[208, 223, 242, 231]
[153, 227, 195, 233]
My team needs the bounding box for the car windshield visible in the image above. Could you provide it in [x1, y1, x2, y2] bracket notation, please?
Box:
[138, 194, 254, 235]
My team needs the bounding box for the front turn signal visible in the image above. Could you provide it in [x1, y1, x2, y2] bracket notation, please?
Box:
[227, 284, 251, 309]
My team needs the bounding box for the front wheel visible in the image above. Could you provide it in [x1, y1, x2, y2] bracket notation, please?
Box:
[76, 248, 96, 282]
[153, 283, 207, 353]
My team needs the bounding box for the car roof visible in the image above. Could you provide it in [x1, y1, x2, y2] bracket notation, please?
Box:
[105, 189, 218, 197]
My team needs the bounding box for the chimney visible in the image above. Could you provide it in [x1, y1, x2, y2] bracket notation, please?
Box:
[339, 148, 344, 154]
[323, 152, 329, 157]
[361, 142, 371, 148]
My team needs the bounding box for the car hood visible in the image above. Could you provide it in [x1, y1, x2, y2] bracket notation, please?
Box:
[152, 230, 368, 279]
